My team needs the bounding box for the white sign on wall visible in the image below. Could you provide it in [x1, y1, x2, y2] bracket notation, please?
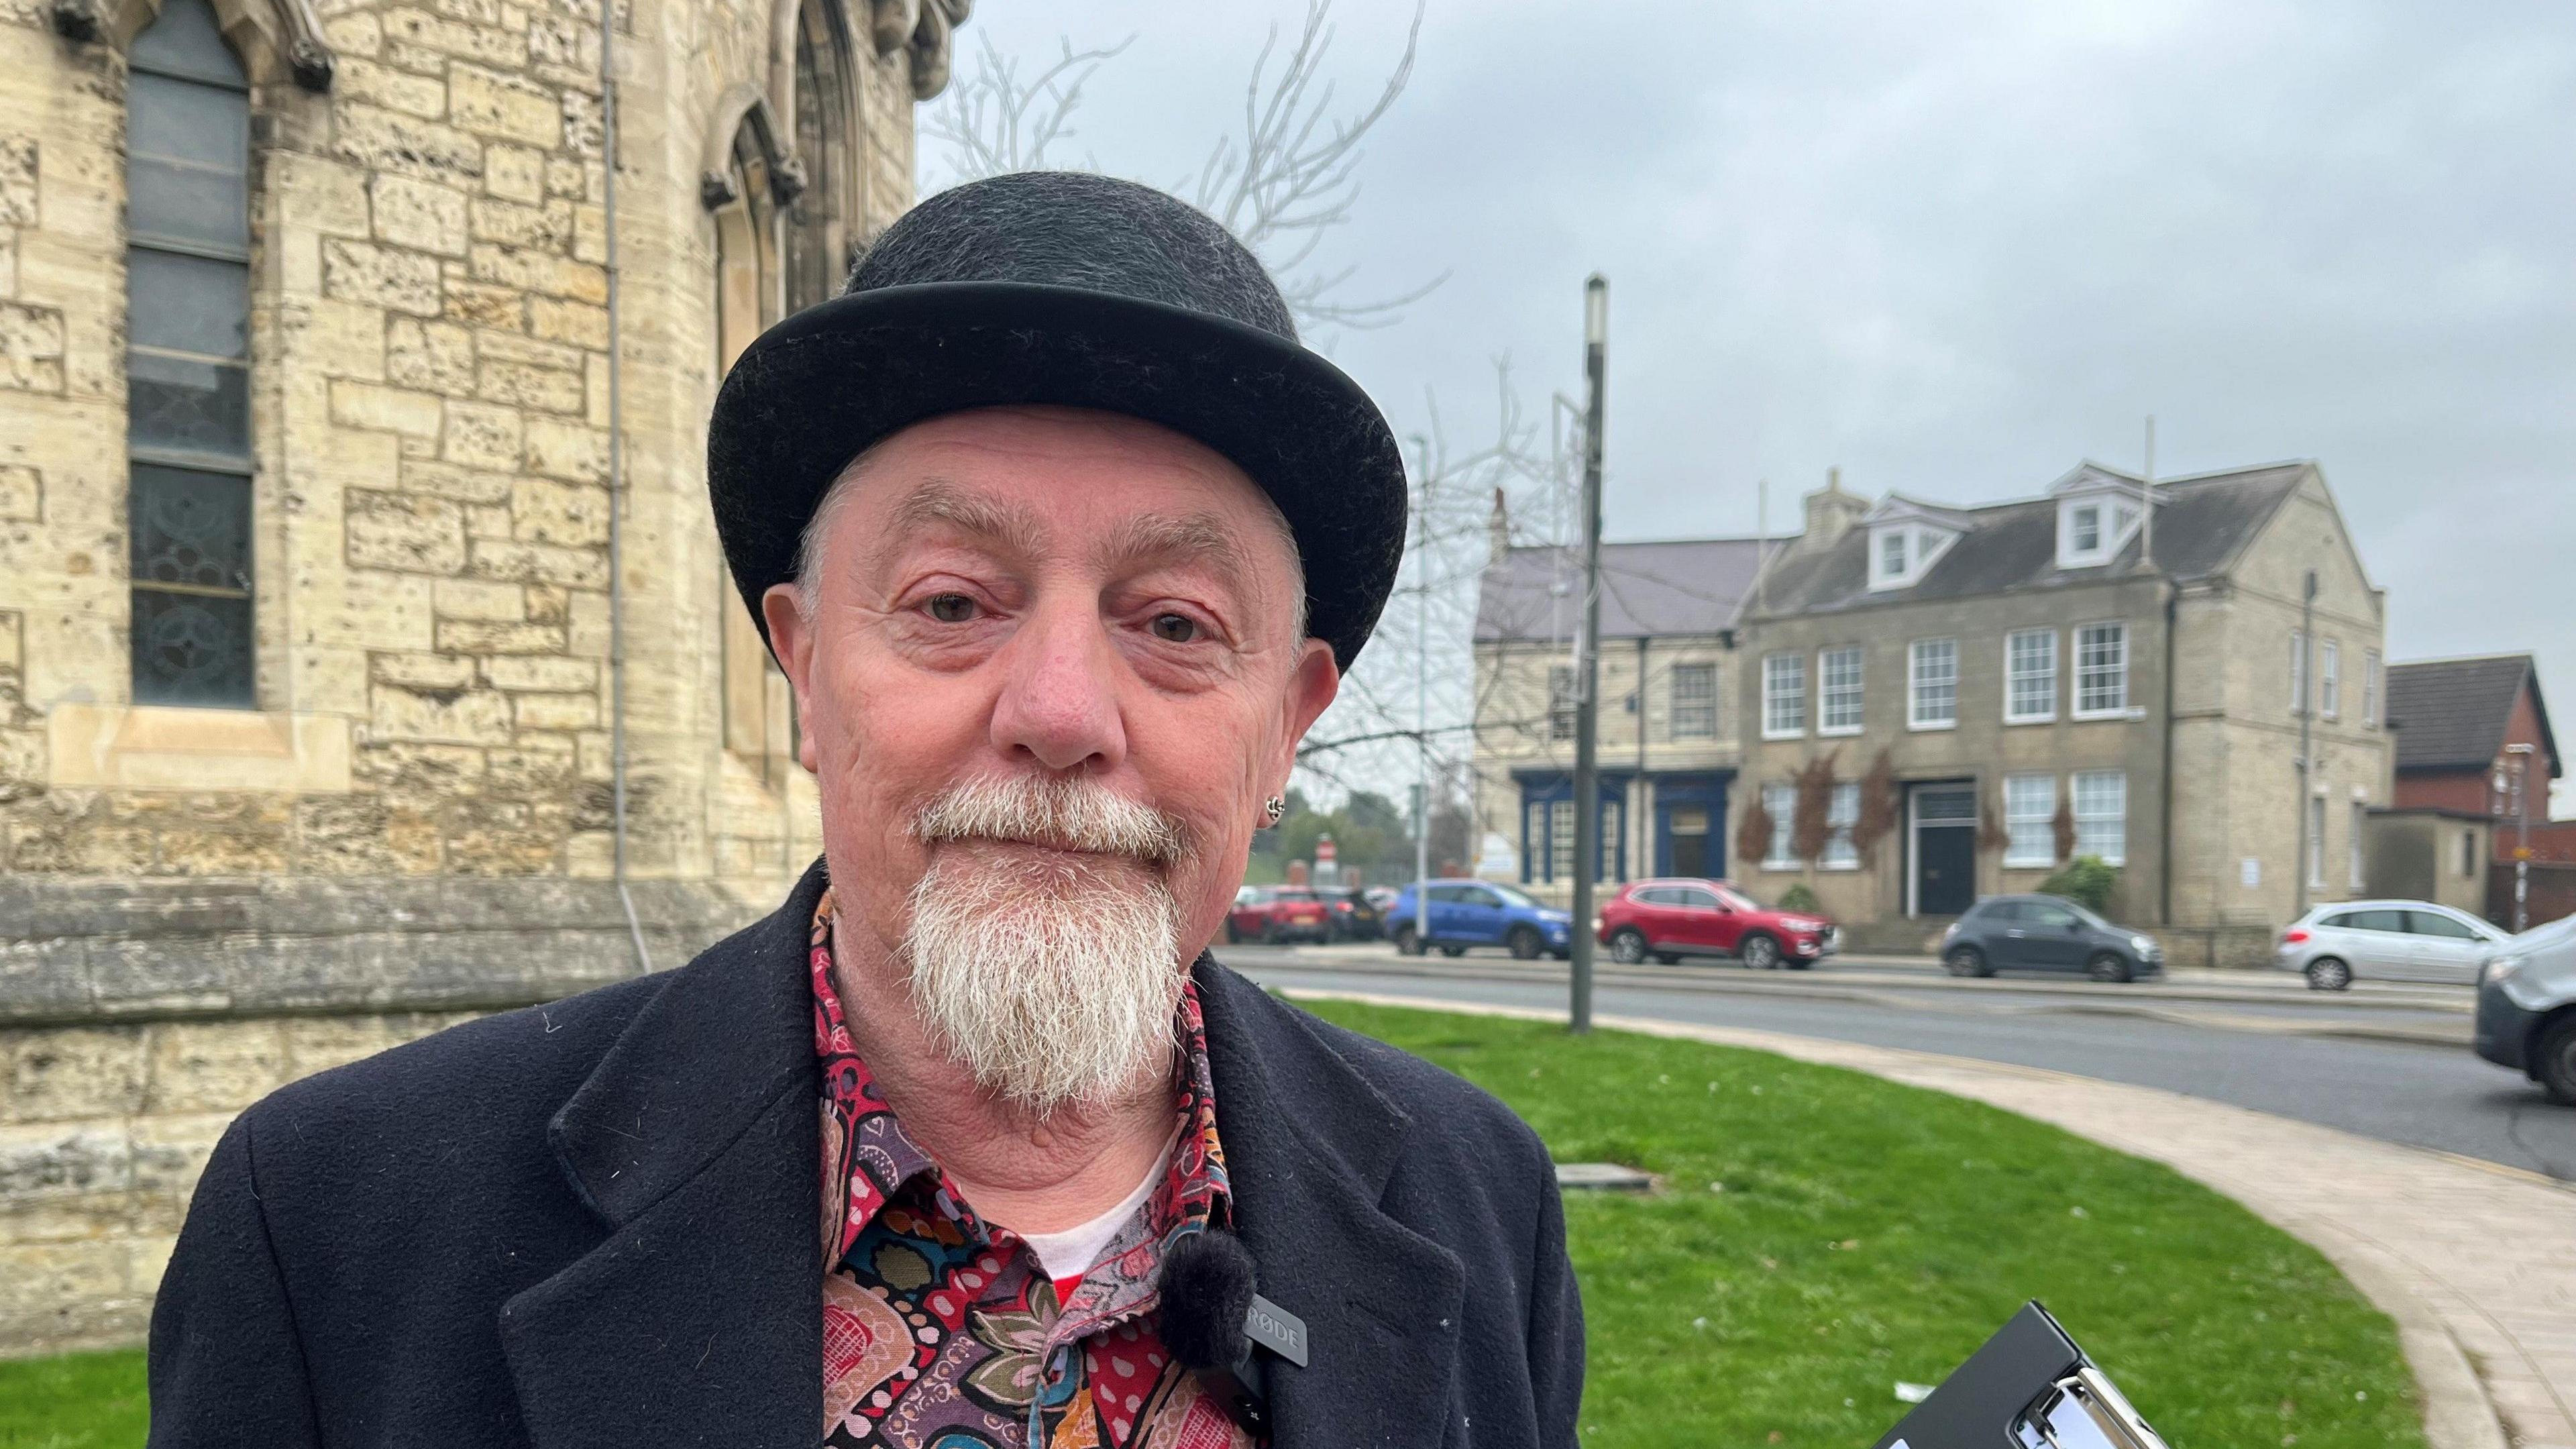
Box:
[2241, 857, 2261, 888]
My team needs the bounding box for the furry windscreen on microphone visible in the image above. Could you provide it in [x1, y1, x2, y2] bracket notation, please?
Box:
[1157, 1229, 1257, 1372]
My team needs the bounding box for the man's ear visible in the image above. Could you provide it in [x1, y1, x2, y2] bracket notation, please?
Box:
[1274, 638, 1340, 784]
[759, 584, 820, 775]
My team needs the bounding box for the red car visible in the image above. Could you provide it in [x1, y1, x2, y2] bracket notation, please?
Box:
[1226, 886, 1332, 945]
[1595, 878, 1837, 970]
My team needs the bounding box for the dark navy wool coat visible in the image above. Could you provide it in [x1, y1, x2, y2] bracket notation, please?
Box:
[147, 860, 1584, 1448]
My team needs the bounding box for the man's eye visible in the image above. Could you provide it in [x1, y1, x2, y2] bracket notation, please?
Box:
[1149, 612, 1202, 643]
[926, 594, 977, 623]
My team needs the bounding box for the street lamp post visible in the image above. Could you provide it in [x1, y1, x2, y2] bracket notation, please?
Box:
[1568, 275, 1607, 1035]
[1410, 435, 1433, 947]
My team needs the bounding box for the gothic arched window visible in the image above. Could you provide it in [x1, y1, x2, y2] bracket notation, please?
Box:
[784, 0, 855, 311]
[711, 120, 794, 776]
[125, 0, 256, 708]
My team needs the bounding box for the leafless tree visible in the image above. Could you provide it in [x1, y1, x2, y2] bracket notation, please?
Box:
[922, 1, 1438, 335]
[1175, 0, 1441, 331]
[922, 30, 1134, 178]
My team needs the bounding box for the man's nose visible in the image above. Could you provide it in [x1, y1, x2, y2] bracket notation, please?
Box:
[987, 598, 1128, 773]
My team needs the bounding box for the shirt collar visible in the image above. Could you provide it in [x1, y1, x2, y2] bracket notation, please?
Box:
[808, 888, 1230, 1267]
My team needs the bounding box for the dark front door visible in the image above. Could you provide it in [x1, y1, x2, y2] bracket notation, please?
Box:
[1917, 828, 1974, 915]
[1911, 783, 1978, 916]
[1662, 803, 1713, 879]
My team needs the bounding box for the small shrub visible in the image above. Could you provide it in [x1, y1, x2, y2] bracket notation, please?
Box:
[1776, 882, 1822, 915]
[2041, 855, 2120, 914]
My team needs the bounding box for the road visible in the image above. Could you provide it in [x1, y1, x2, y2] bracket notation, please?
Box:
[1220, 945, 2576, 1184]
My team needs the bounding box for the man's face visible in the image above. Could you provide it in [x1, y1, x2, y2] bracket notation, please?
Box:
[762, 407, 1339, 1106]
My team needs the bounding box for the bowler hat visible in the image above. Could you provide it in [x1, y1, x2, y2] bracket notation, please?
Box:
[706, 171, 1408, 672]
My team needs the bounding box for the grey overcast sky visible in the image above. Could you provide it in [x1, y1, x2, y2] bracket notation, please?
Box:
[928, 1, 2576, 810]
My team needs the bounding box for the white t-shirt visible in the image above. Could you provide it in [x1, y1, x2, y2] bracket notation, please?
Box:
[1013, 1130, 1177, 1286]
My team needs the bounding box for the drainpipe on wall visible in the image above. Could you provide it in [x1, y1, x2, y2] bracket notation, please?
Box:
[600, 0, 653, 973]
[2160, 578, 2178, 931]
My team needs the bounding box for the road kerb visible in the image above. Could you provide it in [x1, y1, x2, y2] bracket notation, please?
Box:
[1281, 987, 2565, 1449]
[1262, 956, 2471, 1046]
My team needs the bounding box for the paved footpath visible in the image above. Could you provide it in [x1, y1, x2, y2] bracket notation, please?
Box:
[1289, 987, 2576, 1449]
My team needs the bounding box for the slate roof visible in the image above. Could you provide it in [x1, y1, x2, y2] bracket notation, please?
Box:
[2385, 655, 2560, 775]
[1747, 462, 2314, 619]
[1474, 538, 1770, 643]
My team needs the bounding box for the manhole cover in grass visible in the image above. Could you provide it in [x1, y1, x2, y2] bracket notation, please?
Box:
[1554, 1161, 1656, 1192]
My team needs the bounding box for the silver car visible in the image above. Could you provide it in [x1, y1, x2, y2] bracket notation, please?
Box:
[2273, 899, 2508, 989]
[2474, 912, 2576, 1104]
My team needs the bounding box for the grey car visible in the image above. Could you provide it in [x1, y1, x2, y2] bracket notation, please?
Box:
[2271, 900, 2508, 990]
[1940, 894, 2165, 982]
[2473, 912, 2576, 1104]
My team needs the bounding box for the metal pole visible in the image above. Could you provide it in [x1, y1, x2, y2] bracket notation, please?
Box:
[1411, 435, 1432, 942]
[1569, 275, 1607, 1034]
[2294, 570, 2316, 918]
[599, 0, 651, 973]
[2140, 415, 2155, 566]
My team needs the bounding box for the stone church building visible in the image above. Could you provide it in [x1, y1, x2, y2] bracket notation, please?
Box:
[0, 0, 967, 1350]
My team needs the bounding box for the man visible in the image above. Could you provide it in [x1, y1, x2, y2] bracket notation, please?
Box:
[148, 172, 1582, 1448]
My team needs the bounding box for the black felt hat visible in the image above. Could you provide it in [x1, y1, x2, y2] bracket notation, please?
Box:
[706, 171, 1408, 672]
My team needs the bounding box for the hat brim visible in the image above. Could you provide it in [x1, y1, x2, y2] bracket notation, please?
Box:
[706, 280, 1407, 673]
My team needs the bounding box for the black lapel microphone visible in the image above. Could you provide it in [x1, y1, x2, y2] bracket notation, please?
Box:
[1157, 1229, 1309, 1440]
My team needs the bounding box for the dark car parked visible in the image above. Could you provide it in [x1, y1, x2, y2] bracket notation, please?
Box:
[1321, 887, 1385, 941]
[1940, 894, 2165, 982]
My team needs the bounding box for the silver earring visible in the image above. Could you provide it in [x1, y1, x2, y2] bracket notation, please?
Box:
[1263, 796, 1286, 826]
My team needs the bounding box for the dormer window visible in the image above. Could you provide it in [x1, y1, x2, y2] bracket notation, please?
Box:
[1867, 521, 1957, 592]
[2056, 492, 2142, 569]
[2047, 462, 2151, 571]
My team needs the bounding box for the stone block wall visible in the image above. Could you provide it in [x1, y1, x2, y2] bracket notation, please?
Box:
[0, 0, 959, 1354]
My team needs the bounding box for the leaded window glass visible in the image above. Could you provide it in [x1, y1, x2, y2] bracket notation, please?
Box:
[1668, 661, 1716, 739]
[1762, 652, 1805, 737]
[1819, 646, 1863, 734]
[1820, 782, 1860, 869]
[1909, 638, 1957, 728]
[2006, 627, 2055, 722]
[2005, 773, 2055, 868]
[2076, 623, 2129, 716]
[1547, 664, 1576, 741]
[127, 0, 254, 708]
[1762, 782, 1796, 867]
[2074, 770, 2126, 866]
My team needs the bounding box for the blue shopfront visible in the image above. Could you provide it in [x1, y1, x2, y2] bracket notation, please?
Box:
[1515, 771, 1733, 887]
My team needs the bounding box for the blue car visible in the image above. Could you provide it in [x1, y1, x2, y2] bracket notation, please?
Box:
[1387, 880, 1574, 960]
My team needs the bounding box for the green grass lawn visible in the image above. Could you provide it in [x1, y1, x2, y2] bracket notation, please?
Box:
[0, 1346, 144, 1449]
[1299, 1000, 2424, 1448]
[0, 1002, 2426, 1448]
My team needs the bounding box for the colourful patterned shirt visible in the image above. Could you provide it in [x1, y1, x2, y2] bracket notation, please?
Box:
[810, 893, 1252, 1448]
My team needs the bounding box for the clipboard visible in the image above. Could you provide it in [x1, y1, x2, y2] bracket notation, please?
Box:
[1872, 1301, 2168, 1449]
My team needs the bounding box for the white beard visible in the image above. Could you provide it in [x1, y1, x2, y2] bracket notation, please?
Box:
[902, 775, 1191, 1116]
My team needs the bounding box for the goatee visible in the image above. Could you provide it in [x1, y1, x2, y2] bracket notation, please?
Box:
[902, 773, 1194, 1116]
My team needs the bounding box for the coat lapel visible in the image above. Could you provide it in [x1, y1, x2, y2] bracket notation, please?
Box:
[1194, 959, 1466, 1449]
[501, 861, 830, 1449]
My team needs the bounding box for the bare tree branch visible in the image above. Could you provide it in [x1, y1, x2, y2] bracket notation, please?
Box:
[922, 30, 1135, 182]
[922, 1, 1438, 333]
[1181, 0, 1440, 332]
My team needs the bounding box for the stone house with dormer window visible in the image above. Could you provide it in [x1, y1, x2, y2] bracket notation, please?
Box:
[1739, 461, 2391, 963]
[1471, 460, 2393, 967]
